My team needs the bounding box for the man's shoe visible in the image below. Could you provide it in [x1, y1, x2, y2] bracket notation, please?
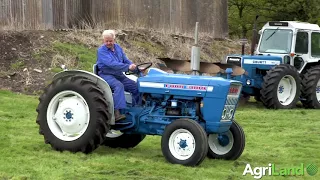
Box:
[114, 110, 126, 121]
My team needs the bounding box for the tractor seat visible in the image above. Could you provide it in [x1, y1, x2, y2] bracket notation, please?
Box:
[92, 64, 134, 104]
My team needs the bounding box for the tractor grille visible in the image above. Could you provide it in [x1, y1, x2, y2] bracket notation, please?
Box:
[226, 96, 238, 105]
[221, 83, 242, 121]
[227, 83, 242, 105]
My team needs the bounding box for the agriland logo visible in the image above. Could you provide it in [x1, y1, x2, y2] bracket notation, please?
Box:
[243, 163, 317, 179]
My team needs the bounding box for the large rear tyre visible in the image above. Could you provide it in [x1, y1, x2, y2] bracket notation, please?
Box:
[260, 64, 301, 109]
[207, 120, 245, 160]
[102, 130, 146, 148]
[161, 119, 208, 166]
[36, 75, 110, 153]
[301, 66, 320, 109]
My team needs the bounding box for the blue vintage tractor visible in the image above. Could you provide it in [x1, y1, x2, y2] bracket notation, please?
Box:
[35, 61, 245, 166]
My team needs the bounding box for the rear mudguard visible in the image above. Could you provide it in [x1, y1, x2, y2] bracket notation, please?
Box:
[53, 70, 115, 125]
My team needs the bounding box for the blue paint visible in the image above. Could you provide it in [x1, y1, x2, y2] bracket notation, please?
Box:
[217, 54, 283, 97]
[278, 85, 284, 93]
[179, 139, 188, 149]
[106, 67, 242, 136]
[65, 111, 72, 120]
[218, 134, 230, 147]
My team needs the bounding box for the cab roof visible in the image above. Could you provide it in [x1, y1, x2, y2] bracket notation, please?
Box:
[262, 21, 320, 31]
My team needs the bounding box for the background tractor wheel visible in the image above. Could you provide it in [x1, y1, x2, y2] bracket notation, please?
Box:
[301, 65, 320, 108]
[36, 75, 110, 154]
[161, 119, 208, 166]
[102, 130, 146, 148]
[260, 64, 301, 109]
[207, 120, 245, 160]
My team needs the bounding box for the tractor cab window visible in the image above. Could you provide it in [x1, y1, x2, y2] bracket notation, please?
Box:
[294, 32, 308, 54]
[311, 32, 320, 57]
[259, 29, 293, 54]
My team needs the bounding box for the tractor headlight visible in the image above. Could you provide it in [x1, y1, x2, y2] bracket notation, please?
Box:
[222, 108, 227, 119]
[228, 109, 234, 119]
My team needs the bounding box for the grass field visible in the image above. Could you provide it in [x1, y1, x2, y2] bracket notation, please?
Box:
[0, 89, 319, 180]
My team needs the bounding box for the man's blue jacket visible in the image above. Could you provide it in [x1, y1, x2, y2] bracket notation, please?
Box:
[96, 43, 133, 76]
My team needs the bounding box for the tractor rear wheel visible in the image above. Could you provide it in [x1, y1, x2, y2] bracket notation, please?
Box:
[207, 120, 245, 160]
[102, 130, 146, 148]
[36, 75, 110, 153]
[161, 119, 208, 166]
[260, 64, 301, 109]
[301, 65, 320, 109]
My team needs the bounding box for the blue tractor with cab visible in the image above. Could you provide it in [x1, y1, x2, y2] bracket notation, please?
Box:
[224, 20, 320, 109]
[160, 20, 320, 109]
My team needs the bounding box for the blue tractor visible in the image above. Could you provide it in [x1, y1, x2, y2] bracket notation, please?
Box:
[223, 21, 320, 109]
[35, 61, 245, 166]
[160, 20, 320, 109]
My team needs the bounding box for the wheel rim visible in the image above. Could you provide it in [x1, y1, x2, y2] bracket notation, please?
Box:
[277, 75, 297, 106]
[208, 131, 233, 155]
[168, 129, 196, 160]
[106, 130, 123, 138]
[316, 79, 320, 102]
[47, 90, 90, 141]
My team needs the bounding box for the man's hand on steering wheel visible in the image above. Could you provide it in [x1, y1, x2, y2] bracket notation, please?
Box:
[129, 64, 137, 71]
[126, 62, 152, 76]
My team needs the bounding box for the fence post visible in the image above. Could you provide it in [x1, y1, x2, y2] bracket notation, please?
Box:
[42, 0, 53, 29]
[64, 0, 67, 28]
[22, 0, 25, 29]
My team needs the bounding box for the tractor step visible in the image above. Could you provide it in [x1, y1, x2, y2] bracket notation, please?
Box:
[112, 119, 135, 131]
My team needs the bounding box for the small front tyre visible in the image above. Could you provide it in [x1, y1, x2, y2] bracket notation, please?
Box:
[161, 119, 208, 166]
[207, 120, 245, 160]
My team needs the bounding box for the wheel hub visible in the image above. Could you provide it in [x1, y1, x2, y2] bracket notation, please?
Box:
[169, 129, 196, 160]
[316, 80, 320, 102]
[278, 85, 284, 94]
[208, 131, 233, 155]
[218, 134, 230, 147]
[277, 75, 297, 105]
[64, 110, 73, 121]
[179, 139, 188, 149]
[47, 91, 90, 141]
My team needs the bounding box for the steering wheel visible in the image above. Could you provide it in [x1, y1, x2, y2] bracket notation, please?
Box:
[137, 62, 152, 72]
[125, 62, 152, 76]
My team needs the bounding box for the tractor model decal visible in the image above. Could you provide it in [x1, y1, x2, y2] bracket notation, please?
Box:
[243, 59, 280, 65]
[139, 82, 213, 92]
[165, 84, 207, 91]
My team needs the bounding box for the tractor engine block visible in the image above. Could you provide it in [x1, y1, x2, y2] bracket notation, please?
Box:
[144, 93, 197, 117]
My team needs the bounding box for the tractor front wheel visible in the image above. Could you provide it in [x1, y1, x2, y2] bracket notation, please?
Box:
[301, 65, 320, 108]
[207, 120, 245, 160]
[260, 64, 301, 109]
[161, 119, 208, 166]
[36, 75, 110, 153]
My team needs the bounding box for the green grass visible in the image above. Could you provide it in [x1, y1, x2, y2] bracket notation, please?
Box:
[0, 90, 319, 180]
[130, 40, 166, 56]
[52, 42, 97, 71]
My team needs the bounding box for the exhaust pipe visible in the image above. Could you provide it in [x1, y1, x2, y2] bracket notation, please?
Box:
[251, 15, 259, 56]
[191, 22, 200, 75]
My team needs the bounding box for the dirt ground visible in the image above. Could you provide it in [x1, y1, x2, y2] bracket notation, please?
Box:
[0, 29, 246, 95]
